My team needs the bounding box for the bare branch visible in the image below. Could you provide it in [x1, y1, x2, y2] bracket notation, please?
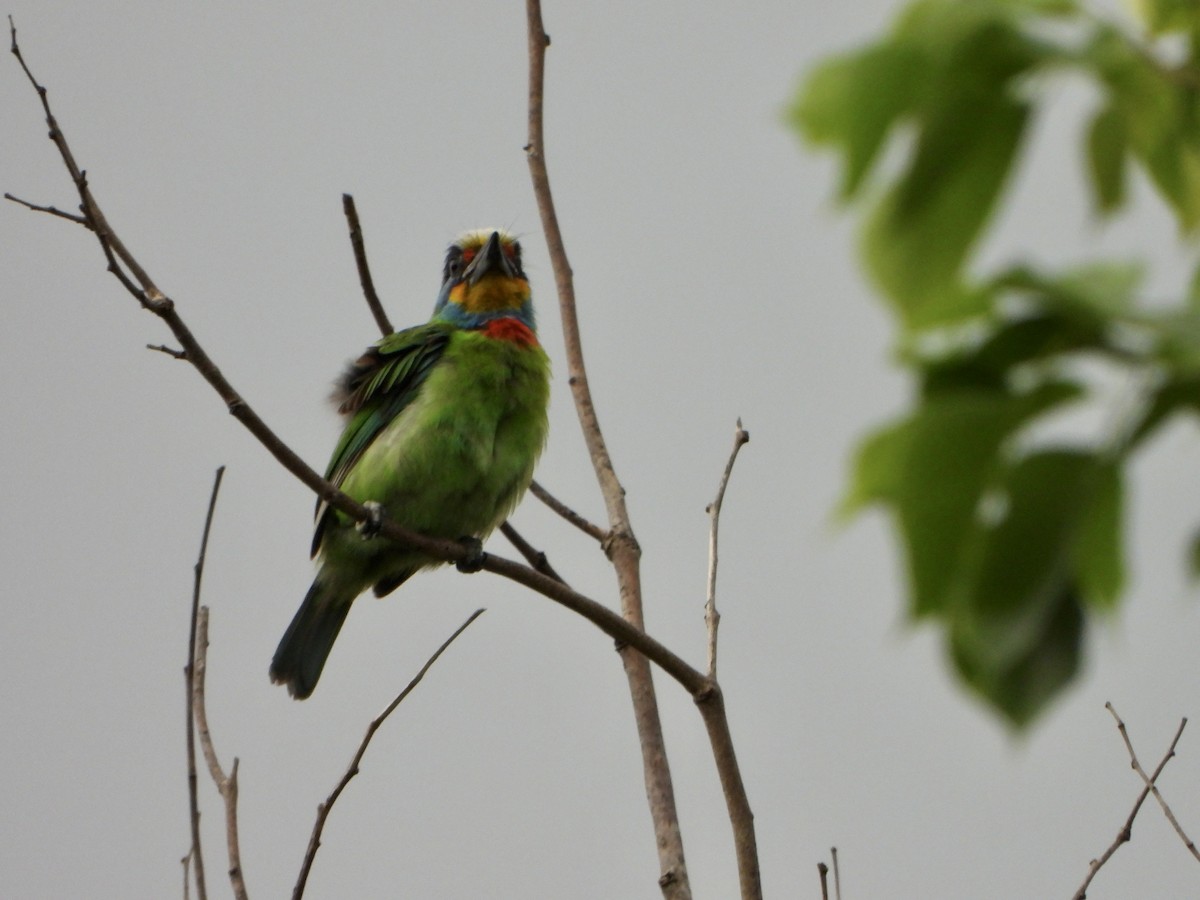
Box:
[292, 609, 486, 900]
[705, 419, 750, 679]
[193, 607, 249, 900]
[1072, 704, 1189, 899]
[524, 6, 760, 896]
[182, 850, 192, 900]
[4, 191, 88, 224]
[831, 846, 841, 900]
[341, 193, 393, 337]
[524, 3, 696, 896]
[185, 467, 224, 900]
[499, 521, 568, 585]
[818, 862, 829, 900]
[150, 343, 188, 360]
[1107, 704, 1197, 859]
[529, 479, 608, 543]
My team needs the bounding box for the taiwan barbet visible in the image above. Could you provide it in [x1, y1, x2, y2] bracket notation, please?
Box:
[270, 229, 550, 699]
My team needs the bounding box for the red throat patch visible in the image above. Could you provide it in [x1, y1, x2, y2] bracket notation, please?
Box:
[482, 317, 539, 347]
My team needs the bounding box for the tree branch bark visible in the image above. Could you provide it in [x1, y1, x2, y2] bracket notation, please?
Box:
[522, 5, 692, 896]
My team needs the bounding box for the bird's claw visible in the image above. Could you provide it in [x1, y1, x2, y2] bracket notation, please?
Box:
[455, 536, 486, 573]
[357, 501, 384, 539]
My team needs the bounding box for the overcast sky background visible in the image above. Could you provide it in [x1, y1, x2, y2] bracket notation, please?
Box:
[4, 2, 1200, 898]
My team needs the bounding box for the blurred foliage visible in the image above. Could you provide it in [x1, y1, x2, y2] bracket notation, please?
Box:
[792, 0, 1200, 726]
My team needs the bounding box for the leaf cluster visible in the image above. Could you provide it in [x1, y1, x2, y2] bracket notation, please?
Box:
[792, 0, 1200, 726]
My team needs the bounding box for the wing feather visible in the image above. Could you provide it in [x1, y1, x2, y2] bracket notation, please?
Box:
[311, 322, 453, 556]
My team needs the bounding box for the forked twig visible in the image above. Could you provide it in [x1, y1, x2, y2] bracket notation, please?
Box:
[185, 466, 225, 900]
[500, 521, 568, 585]
[523, 3, 758, 896]
[1108, 704, 1197, 858]
[4, 191, 87, 223]
[529, 480, 608, 543]
[524, 3, 694, 896]
[182, 850, 193, 900]
[705, 420, 749, 678]
[193, 607, 248, 900]
[1072, 704, 1189, 899]
[292, 608, 486, 900]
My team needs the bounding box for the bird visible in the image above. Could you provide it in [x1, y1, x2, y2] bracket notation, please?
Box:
[270, 229, 550, 699]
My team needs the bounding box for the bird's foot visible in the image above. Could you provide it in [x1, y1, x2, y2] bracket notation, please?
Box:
[455, 536, 486, 573]
[357, 501, 385, 539]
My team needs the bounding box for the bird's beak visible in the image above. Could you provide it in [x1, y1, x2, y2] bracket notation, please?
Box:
[463, 230, 515, 285]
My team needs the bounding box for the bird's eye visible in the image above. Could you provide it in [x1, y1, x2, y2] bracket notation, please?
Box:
[443, 249, 465, 282]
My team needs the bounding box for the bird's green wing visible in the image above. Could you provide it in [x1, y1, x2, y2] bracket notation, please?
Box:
[312, 322, 454, 556]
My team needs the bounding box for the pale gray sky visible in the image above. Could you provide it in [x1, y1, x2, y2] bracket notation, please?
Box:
[4, 2, 1200, 898]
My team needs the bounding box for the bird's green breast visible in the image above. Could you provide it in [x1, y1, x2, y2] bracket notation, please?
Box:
[336, 328, 550, 542]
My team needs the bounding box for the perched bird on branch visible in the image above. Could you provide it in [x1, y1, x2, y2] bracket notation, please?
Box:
[270, 229, 550, 699]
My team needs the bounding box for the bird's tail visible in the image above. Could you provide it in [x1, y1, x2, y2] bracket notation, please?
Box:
[269, 577, 354, 700]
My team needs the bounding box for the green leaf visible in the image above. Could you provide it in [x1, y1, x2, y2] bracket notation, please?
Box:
[1126, 373, 1200, 448]
[1084, 26, 1200, 231]
[843, 383, 1081, 616]
[1148, 308, 1200, 370]
[951, 582, 1083, 728]
[863, 97, 1029, 327]
[1187, 261, 1200, 310]
[1072, 462, 1124, 611]
[1087, 104, 1128, 214]
[790, 43, 925, 200]
[1130, 0, 1200, 36]
[1189, 528, 1200, 582]
[919, 312, 1108, 395]
[997, 262, 1145, 320]
[947, 450, 1113, 726]
[950, 451, 1100, 666]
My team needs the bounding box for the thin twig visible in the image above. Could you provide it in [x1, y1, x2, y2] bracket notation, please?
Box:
[529, 479, 608, 543]
[1107, 704, 1197, 858]
[524, 3, 696, 896]
[182, 850, 192, 900]
[292, 609, 486, 900]
[1072, 704, 1189, 899]
[831, 846, 841, 900]
[499, 521, 568, 585]
[705, 419, 749, 679]
[150, 343, 188, 360]
[818, 862, 829, 900]
[341, 193, 393, 337]
[4, 191, 88, 224]
[185, 467, 224, 900]
[193, 608, 249, 900]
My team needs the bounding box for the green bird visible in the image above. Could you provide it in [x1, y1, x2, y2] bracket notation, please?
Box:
[270, 229, 550, 699]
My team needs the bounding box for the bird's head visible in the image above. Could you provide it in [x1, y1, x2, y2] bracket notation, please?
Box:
[433, 229, 535, 331]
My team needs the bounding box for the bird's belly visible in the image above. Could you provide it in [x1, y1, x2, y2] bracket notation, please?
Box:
[338, 364, 546, 540]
